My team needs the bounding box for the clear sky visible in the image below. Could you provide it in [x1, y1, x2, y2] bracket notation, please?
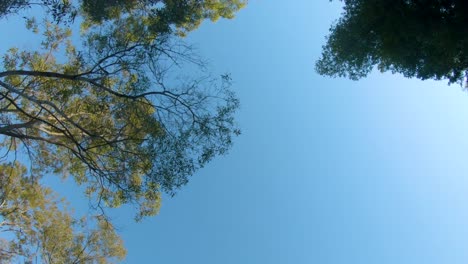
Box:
[115, 1, 468, 263]
[4, 0, 468, 263]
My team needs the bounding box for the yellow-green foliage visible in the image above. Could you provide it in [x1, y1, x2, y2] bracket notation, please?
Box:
[0, 163, 126, 263]
[0, 0, 242, 261]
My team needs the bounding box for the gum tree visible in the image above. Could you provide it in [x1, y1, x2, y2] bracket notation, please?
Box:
[0, 0, 245, 261]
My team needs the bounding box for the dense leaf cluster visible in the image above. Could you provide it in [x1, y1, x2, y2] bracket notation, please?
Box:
[317, 0, 468, 84]
[0, 163, 126, 263]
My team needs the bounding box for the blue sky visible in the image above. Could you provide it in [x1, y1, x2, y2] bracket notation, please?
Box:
[117, 1, 468, 263]
[4, 0, 468, 263]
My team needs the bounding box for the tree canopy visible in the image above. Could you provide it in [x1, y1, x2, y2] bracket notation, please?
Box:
[316, 0, 468, 84]
[0, 0, 245, 262]
[0, 162, 126, 263]
[0, 0, 246, 35]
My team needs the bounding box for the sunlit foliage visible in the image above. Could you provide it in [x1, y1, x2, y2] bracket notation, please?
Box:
[0, 0, 245, 262]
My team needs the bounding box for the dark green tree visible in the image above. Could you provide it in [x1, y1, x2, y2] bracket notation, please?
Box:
[316, 0, 468, 84]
